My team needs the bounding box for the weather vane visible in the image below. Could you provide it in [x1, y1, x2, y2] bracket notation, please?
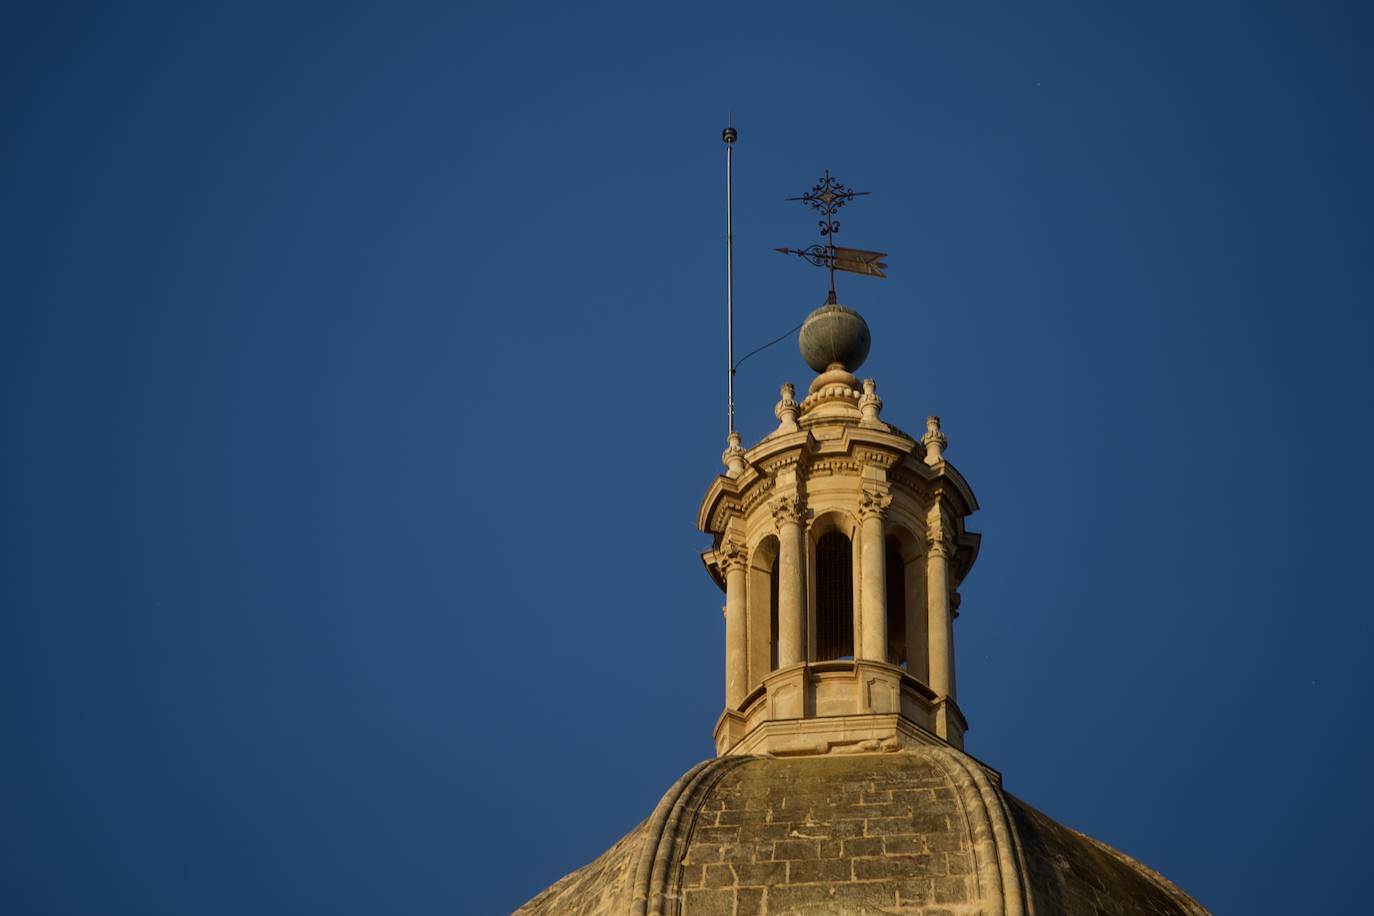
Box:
[776, 169, 888, 303]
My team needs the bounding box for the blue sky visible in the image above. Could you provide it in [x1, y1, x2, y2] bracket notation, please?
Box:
[3, 2, 1371, 913]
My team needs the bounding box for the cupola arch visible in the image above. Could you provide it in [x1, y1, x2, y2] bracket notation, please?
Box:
[746, 535, 780, 688]
[883, 521, 929, 681]
[804, 509, 859, 662]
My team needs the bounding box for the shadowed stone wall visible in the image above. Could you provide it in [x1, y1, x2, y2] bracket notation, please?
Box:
[1004, 796, 1207, 916]
[515, 821, 648, 915]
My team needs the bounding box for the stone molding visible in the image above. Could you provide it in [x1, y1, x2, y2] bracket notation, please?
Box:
[715, 659, 970, 756]
[627, 755, 754, 916]
[858, 448, 895, 468]
[695, 421, 979, 539]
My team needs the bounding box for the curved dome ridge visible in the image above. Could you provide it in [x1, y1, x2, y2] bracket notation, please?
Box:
[921, 744, 1029, 916]
[632, 756, 754, 916]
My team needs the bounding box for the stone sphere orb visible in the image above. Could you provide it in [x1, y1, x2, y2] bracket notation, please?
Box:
[798, 304, 871, 373]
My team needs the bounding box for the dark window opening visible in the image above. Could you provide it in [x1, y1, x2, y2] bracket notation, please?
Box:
[815, 531, 854, 660]
[769, 560, 779, 671]
[885, 537, 906, 667]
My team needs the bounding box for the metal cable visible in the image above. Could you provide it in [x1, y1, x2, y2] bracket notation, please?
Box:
[731, 320, 804, 374]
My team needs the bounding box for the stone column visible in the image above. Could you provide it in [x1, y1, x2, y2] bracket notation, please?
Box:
[720, 540, 748, 709]
[858, 487, 891, 662]
[926, 519, 956, 702]
[772, 496, 806, 667]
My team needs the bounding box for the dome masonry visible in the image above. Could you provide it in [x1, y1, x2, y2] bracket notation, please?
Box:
[798, 302, 870, 373]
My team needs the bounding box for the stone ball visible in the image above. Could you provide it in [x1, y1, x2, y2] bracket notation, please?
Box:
[798, 304, 871, 373]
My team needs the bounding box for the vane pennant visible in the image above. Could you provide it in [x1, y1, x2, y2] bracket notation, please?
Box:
[831, 246, 887, 278]
[775, 244, 889, 279]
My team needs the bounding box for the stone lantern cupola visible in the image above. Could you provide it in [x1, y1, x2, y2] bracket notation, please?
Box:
[698, 301, 980, 757]
[520, 237, 1207, 916]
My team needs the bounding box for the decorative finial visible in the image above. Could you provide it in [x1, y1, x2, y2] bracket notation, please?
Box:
[921, 415, 948, 465]
[859, 379, 883, 425]
[722, 430, 746, 477]
[798, 303, 870, 375]
[775, 169, 887, 304]
[774, 382, 799, 433]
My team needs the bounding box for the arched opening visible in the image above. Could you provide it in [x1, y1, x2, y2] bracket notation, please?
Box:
[815, 531, 854, 660]
[885, 536, 906, 667]
[747, 536, 780, 689]
[884, 523, 928, 682]
[769, 561, 779, 670]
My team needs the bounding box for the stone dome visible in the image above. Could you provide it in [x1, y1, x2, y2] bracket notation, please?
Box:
[516, 747, 1206, 916]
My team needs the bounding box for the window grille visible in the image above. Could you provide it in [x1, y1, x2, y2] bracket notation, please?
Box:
[769, 561, 779, 671]
[815, 532, 854, 660]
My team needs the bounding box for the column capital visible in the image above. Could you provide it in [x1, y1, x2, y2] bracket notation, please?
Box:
[716, 538, 748, 574]
[858, 486, 893, 521]
[770, 494, 808, 529]
[926, 519, 955, 558]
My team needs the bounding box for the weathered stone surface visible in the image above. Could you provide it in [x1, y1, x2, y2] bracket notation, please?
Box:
[1005, 794, 1206, 916]
[515, 750, 1208, 915]
[513, 817, 648, 916]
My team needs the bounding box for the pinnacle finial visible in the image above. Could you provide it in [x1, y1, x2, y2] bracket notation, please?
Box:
[859, 379, 883, 425]
[722, 430, 746, 477]
[921, 415, 948, 465]
[774, 382, 799, 433]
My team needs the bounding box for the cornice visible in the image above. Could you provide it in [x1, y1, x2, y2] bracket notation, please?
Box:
[952, 531, 982, 585]
[809, 457, 862, 477]
[698, 430, 814, 534]
[699, 548, 725, 592]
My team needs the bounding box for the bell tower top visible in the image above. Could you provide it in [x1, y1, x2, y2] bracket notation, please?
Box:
[698, 300, 980, 758]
